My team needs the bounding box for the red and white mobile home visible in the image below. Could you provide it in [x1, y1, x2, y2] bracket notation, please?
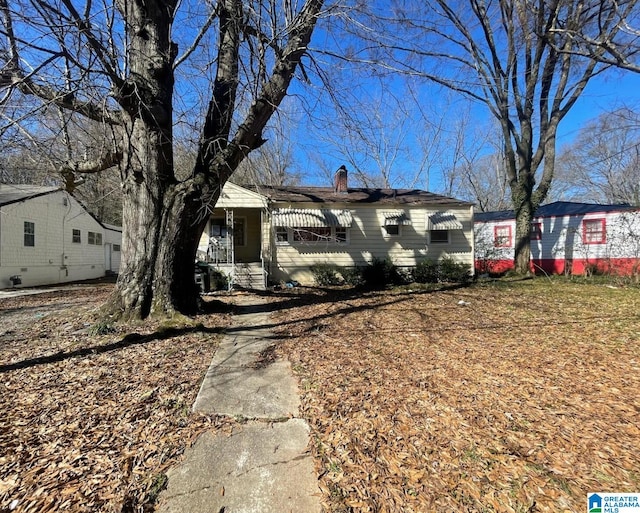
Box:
[474, 201, 640, 276]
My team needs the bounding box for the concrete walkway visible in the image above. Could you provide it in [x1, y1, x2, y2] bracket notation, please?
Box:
[158, 294, 321, 513]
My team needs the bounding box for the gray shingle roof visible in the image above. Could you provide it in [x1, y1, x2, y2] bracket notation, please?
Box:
[0, 184, 60, 206]
[244, 185, 473, 207]
[475, 201, 638, 222]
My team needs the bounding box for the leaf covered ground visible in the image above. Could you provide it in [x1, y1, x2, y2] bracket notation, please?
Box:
[0, 282, 233, 513]
[2, 279, 639, 513]
[271, 279, 640, 512]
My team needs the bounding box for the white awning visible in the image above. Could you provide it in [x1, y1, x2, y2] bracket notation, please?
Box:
[383, 211, 412, 226]
[425, 211, 463, 230]
[272, 208, 353, 227]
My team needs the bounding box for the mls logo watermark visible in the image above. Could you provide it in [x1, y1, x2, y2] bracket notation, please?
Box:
[588, 493, 640, 513]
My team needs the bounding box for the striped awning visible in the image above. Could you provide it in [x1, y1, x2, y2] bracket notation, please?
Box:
[425, 211, 463, 230]
[272, 208, 353, 227]
[383, 211, 412, 226]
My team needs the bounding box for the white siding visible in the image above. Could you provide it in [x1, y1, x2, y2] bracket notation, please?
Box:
[474, 219, 516, 262]
[104, 225, 123, 273]
[215, 182, 268, 209]
[271, 203, 475, 284]
[474, 210, 640, 274]
[0, 191, 121, 288]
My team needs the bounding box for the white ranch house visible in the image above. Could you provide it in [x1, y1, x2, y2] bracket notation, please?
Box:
[0, 184, 122, 288]
[474, 201, 640, 276]
[198, 167, 475, 289]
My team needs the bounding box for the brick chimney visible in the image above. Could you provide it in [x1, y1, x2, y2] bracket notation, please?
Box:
[334, 165, 348, 193]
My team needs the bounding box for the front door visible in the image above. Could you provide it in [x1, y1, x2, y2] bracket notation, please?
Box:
[207, 209, 261, 264]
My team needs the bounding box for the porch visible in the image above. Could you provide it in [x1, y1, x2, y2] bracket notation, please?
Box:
[197, 207, 268, 290]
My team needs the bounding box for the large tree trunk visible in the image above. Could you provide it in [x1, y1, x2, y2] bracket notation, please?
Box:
[104, 0, 324, 320]
[107, 0, 187, 320]
[113, 182, 214, 320]
[513, 197, 534, 274]
[511, 172, 536, 275]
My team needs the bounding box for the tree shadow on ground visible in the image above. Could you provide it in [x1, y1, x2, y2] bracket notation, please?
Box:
[0, 325, 224, 373]
[226, 283, 472, 334]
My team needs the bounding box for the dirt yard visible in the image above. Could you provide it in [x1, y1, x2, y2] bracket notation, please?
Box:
[1, 279, 639, 513]
[271, 279, 640, 512]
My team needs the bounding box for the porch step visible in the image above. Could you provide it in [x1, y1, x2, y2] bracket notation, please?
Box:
[233, 263, 266, 291]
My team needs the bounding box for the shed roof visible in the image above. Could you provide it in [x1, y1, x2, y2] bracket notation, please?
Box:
[475, 201, 638, 222]
[0, 184, 60, 206]
[244, 185, 473, 207]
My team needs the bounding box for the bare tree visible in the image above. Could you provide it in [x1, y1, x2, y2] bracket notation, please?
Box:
[232, 110, 302, 186]
[555, 107, 640, 205]
[545, 0, 640, 72]
[353, 0, 637, 273]
[1, 0, 326, 319]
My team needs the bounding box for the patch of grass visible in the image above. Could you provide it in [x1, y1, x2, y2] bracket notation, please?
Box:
[88, 320, 116, 335]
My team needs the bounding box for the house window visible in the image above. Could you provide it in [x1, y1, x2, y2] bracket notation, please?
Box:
[494, 225, 512, 247]
[335, 227, 348, 244]
[430, 229, 449, 244]
[88, 231, 103, 245]
[385, 225, 400, 236]
[24, 221, 35, 247]
[530, 222, 542, 240]
[293, 226, 332, 242]
[583, 218, 606, 244]
[275, 226, 289, 243]
[72, 229, 81, 243]
[113, 244, 121, 252]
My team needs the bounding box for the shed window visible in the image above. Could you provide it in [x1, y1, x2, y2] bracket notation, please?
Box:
[530, 222, 542, 241]
[430, 230, 449, 244]
[113, 244, 121, 252]
[583, 218, 606, 244]
[24, 221, 35, 247]
[88, 231, 103, 245]
[72, 229, 81, 243]
[494, 225, 512, 247]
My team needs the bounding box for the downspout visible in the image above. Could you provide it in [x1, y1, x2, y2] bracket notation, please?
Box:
[61, 192, 72, 276]
[470, 204, 475, 277]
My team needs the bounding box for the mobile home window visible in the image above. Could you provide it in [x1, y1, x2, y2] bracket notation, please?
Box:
[494, 225, 512, 247]
[430, 229, 449, 244]
[24, 221, 35, 247]
[72, 229, 81, 243]
[583, 218, 606, 244]
[530, 222, 542, 241]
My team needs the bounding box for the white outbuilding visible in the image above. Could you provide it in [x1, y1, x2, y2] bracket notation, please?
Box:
[0, 184, 122, 288]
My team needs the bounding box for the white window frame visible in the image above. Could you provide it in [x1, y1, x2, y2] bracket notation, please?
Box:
[283, 226, 350, 245]
[88, 231, 103, 245]
[24, 221, 35, 247]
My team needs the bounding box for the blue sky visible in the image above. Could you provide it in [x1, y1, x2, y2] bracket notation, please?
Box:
[280, 66, 640, 193]
[264, 1, 640, 195]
